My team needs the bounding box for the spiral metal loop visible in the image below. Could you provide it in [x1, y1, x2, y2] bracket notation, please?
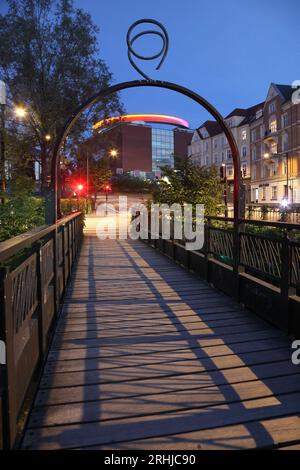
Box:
[126, 19, 169, 80]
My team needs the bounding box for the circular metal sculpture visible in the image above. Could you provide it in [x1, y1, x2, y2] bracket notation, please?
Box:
[126, 19, 169, 80]
[46, 19, 242, 225]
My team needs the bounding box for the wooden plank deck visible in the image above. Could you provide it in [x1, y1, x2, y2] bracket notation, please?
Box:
[21, 214, 300, 450]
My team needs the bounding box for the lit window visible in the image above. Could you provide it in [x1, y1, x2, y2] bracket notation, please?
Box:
[269, 119, 277, 133]
[262, 186, 267, 200]
[227, 166, 233, 176]
[241, 129, 247, 140]
[271, 186, 278, 200]
[270, 141, 277, 154]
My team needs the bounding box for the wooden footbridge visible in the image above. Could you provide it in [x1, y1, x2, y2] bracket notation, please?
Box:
[0, 213, 300, 450]
[1, 212, 300, 450]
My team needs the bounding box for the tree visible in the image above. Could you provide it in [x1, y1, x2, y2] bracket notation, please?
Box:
[87, 159, 112, 207]
[0, 0, 124, 193]
[153, 157, 223, 216]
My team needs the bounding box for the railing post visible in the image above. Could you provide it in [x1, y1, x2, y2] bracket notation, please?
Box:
[61, 224, 66, 292]
[34, 241, 46, 355]
[232, 219, 242, 301]
[0, 266, 16, 448]
[204, 218, 211, 281]
[52, 226, 59, 318]
[280, 232, 295, 333]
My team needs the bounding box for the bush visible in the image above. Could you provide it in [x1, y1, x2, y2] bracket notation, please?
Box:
[0, 194, 45, 242]
[60, 197, 92, 216]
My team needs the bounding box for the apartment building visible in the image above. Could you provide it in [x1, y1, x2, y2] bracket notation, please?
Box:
[250, 83, 300, 205]
[188, 103, 263, 203]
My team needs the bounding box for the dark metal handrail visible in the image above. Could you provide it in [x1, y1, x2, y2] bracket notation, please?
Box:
[0, 211, 82, 263]
[0, 211, 84, 449]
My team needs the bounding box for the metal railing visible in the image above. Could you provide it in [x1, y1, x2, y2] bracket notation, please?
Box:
[0, 211, 84, 449]
[223, 205, 300, 224]
[145, 212, 300, 335]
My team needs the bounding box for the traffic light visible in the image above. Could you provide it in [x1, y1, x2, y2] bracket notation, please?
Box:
[104, 183, 111, 192]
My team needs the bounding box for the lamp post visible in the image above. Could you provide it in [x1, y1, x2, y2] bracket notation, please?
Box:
[0, 80, 6, 194]
[104, 183, 111, 215]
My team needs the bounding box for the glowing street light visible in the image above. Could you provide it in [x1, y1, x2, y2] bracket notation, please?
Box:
[45, 134, 51, 141]
[110, 149, 118, 158]
[280, 198, 289, 208]
[15, 106, 27, 118]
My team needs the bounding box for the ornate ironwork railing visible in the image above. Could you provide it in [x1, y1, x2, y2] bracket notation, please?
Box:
[209, 227, 234, 261]
[0, 212, 83, 449]
[290, 242, 300, 289]
[145, 210, 300, 311]
[240, 233, 282, 280]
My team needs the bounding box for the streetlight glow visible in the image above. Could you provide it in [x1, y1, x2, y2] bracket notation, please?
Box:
[110, 149, 118, 158]
[15, 106, 27, 118]
[45, 134, 51, 141]
[280, 198, 289, 208]
[263, 152, 270, 159]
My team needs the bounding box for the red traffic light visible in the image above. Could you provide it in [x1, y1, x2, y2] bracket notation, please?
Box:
[104, 184, 111, 192]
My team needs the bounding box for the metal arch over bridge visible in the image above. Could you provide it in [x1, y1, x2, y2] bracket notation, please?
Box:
[46, 79, 243, 224]
[46, 19, 244, 225]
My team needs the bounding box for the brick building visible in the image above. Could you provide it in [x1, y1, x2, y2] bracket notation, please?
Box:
[83, 122, 193, 178]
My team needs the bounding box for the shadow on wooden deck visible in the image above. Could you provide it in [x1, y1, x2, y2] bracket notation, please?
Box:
[20, 216, 300, 450]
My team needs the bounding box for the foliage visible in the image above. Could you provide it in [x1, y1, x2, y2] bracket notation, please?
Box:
[113, 174, 154, 193]
[60, 196, 92, 216]
[89, 161, 113, 196]
[0, 0, 124, 191]
[0, 176, 45, 241]
[153, 158, 223, 216]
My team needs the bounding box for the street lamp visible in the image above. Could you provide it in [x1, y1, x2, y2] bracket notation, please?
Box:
[14, 106, 27, 118]
[110, 149, 118, 158]
[280, 198, 289, 208]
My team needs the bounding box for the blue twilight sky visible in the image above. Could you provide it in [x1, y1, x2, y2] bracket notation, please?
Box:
[1, 0, 300, 128]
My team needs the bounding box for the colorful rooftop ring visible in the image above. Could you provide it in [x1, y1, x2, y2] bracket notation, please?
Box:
[93, 113, 190, 130]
